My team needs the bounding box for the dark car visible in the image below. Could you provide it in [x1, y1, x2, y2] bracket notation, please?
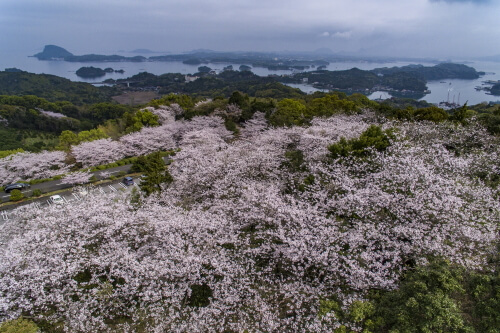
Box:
[4, 183, 31, 193]
[122, 177, 134, 186]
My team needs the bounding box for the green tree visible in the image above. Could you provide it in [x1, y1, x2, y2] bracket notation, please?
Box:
[0, 317, 39, 333]
[56, 130, 79, 150]
[9, 189, 24, 202]
[77, 128, 108, 143]
[124, 110, 159, 133]
[134, 152, 173, 196]
[269, 98, 306, 127]
[414, 106, 449, 122]
[307, 94, 358, 118]
[370, 260, 472, 333]
[328, 125, 394, 159]
[228, 91, 250, 109]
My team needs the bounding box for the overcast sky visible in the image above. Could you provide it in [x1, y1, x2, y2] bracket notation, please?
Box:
[1, 0, 499, 59]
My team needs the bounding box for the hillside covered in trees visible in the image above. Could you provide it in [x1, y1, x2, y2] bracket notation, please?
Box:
[0, 87, 499, 332]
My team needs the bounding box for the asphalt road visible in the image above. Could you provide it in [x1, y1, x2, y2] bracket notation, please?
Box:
[0, 177, 138, 220]
[0, 163, 133, 204]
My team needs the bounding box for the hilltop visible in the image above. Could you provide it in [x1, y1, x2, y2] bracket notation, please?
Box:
[33, 45, 73, 60]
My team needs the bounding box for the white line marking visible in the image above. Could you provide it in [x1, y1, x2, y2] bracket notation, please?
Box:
[118, 183, 127, 189]
[108, 185, 117, 192]
[1, 211, 8, 221]
[72, 193, 81, 201]
[98, 187, 105, 195]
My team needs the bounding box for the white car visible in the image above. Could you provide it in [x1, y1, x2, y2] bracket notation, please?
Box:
[50, 194, 64, 205]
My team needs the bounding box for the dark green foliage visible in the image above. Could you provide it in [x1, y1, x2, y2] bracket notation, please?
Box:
[134, 152, 173, 196]
[359, 256, 500, 333]
[283, 149, 306, 172]
[124, 71, 305, 100]
[88, 103, 131, 122]
[450, 103, 475, 124]
[149, 93, 195, 110]
[9, 189, 24, 201]
[186, 283, 213, 307]
[224, 118, 239, 135]
[228, 91, 250, 109]
[381, 71, 427, 92]
[478, 106, 500, 135]
[32, 189, 42, 197]
[0, 99, 81, 133]
[0, 72, 114, 105]
[414, 106, 449, 122]
[328, 125, 393, 159]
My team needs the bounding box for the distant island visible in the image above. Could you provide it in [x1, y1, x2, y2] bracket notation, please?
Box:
[489, 83, 500, 96]
[33, 45, 74, 60]
[76, 66, 124, 78]
[33, 45, 146, 62]
[280, 63, 484, 98]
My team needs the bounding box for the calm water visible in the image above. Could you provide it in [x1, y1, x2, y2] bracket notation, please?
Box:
[2, 50, 500, 105]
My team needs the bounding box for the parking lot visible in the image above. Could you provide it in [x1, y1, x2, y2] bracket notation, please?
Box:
[0, 180, 138, 223]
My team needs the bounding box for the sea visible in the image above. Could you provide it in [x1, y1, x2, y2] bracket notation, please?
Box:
[2, 50, 500, 106]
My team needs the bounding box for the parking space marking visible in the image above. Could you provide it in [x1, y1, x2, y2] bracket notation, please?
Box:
[98, 187, 106, 195]
[72, 193, 81, 201]
[34, 202, 41, 210]
[1, 211, 9, 221]
[118, 183, 127, 189]
[46, 200, 52, 206]
[108, 185, 117, 192]
[62, 196, 69, 204]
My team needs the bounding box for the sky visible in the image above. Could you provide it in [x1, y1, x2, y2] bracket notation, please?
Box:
[1, 0, 499, 59]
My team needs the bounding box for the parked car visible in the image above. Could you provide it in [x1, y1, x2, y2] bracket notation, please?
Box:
[122, 177, 134, 186]
[4, 183, 31, 193]
[49, 194, 64, 205]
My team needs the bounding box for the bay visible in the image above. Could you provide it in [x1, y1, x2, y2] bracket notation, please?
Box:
[2, 50, 500, 105]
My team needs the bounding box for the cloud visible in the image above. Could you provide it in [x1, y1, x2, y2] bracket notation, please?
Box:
[429, 0, 490, 3]
[332, 31, 352, 39]
[1, 0, 499, 58]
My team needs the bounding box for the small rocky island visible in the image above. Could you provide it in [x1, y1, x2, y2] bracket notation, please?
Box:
[75, 66, 124, 78]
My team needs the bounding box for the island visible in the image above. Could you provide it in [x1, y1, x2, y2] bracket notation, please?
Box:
[33, 45, 74, 60]
[76, 66, 125, 78]
[489, 83, 500, 96]
[33, 45, 146, 62]
[279, 63, 483, 98]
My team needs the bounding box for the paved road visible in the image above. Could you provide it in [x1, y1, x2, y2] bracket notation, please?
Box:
[0, 178, 138, 218]
[0, 163, 133, 204]
[0, 156, 171, 204]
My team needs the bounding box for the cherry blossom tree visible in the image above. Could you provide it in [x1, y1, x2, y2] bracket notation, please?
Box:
[61, 171, 92, 185]
[1, 110, 498, 332]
